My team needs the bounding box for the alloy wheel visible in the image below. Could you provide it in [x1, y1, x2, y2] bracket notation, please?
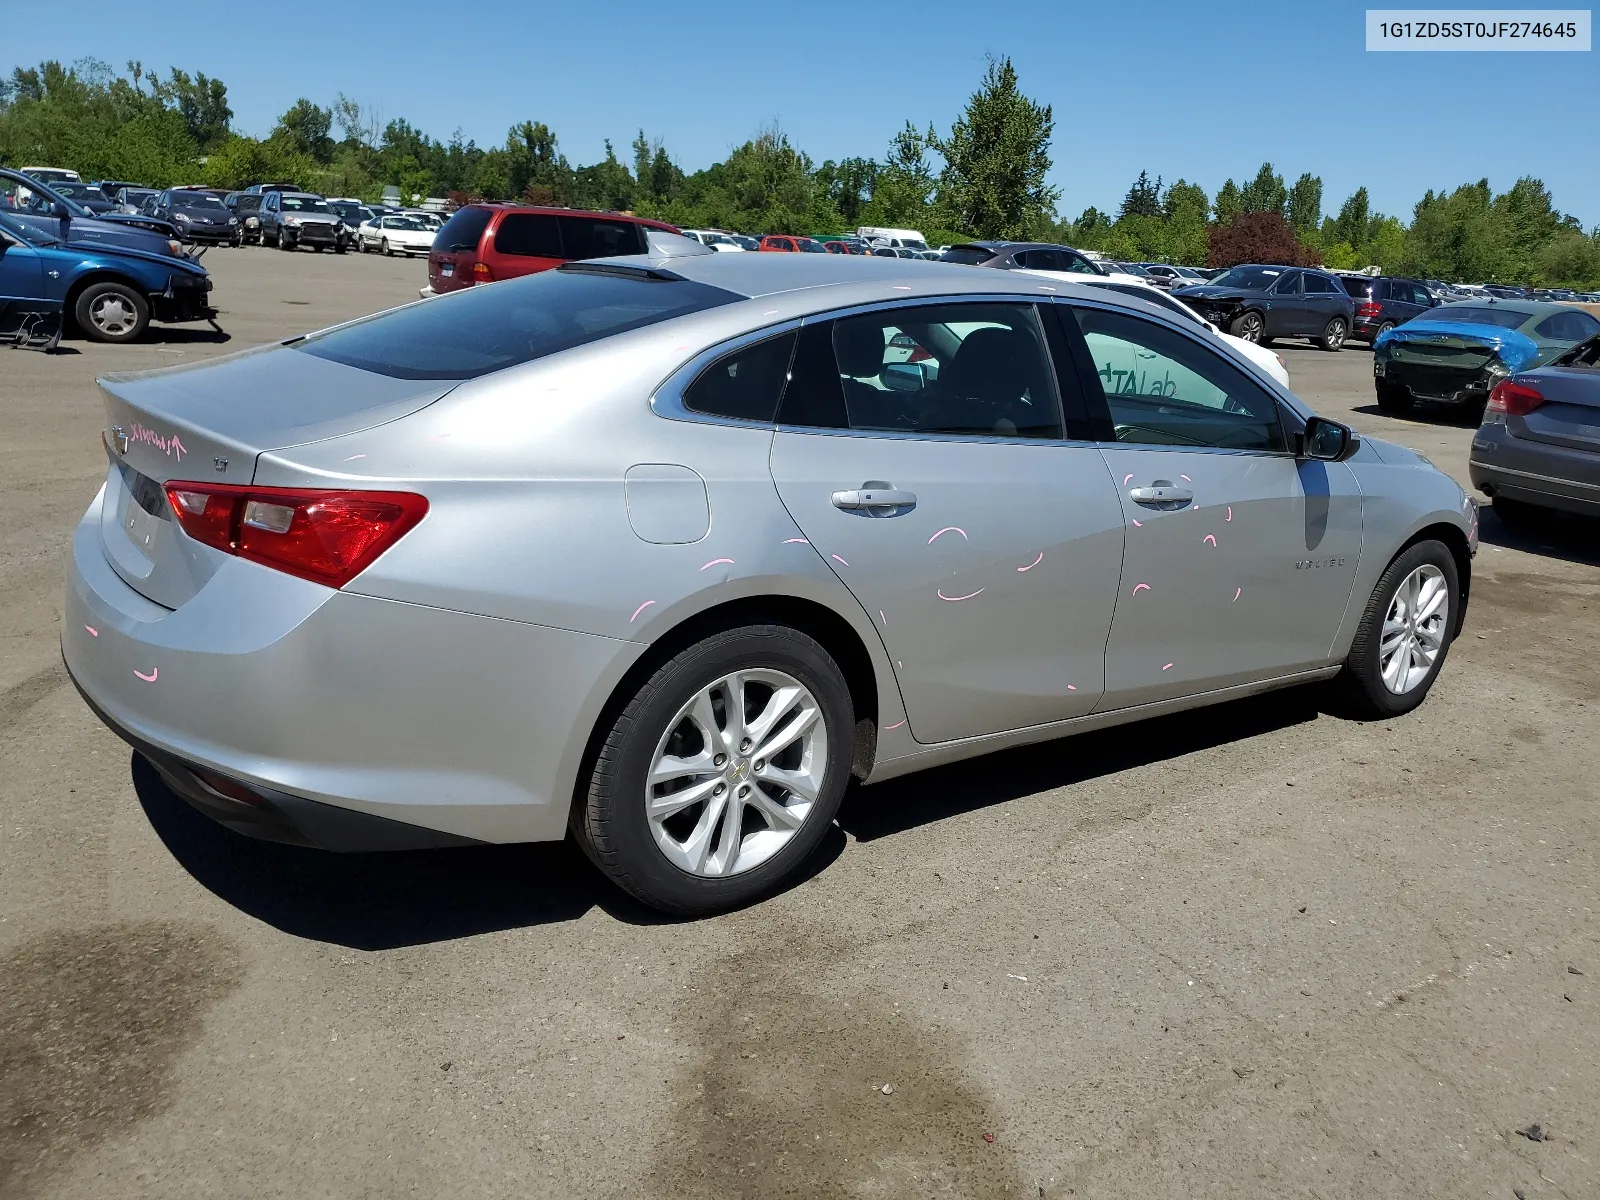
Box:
[1325, 317, 1347, 348]
[89, 294, 138, 337]
[645, 669, 828, 878]
[1379, 564, 1448, 694]
[1238, 313, 1263, 342]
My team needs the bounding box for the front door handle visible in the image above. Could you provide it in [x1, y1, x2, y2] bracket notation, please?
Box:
[832, 483, 917, 511]
[1129, 485, 1193, 505]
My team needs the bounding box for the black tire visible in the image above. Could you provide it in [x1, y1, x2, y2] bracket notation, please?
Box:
[381, 238, 392, 257]
[334, 243, 346, 254]
[276, 228, 291, 250]
[1374, 320, 1396, 341]
[1230, 310, 1265, 343]
[574, 624, 855, 916]
[311, 244, 324, 253]
[1318, 315, 1348, 351]
[1376, 379, 1414, 414]
[1336, 539, 1459, 718]
[73, 281, 151, 343]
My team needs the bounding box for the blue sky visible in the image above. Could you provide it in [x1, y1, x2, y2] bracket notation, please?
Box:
[10, 0, 1598, 225]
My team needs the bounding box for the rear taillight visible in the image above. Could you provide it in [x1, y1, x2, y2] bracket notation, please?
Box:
[472, 261, 494, 283]
[1356, 301, 1381, 318]
[163, 483, 428, 588]
[1486, 379, 1546, 417]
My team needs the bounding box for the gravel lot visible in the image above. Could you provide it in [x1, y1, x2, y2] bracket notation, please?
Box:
[2, 249, 1597, 1200]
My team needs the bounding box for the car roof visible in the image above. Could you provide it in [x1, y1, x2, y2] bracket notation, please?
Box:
[1434, 298, 1569, 318]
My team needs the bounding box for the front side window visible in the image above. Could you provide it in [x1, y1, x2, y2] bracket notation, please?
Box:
[825, 302, 1062, 439]
[1067, 306, 1286, 452]
[1271, 271, 1303, 296]
[1304, 274, 1335, 294]
[682, 331, 797, 422]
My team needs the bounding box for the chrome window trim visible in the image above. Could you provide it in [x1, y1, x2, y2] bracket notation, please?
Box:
[649, 318, 801, 429]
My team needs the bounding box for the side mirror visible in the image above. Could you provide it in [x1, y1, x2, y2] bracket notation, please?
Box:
[51, 200, 72, 219]
[881, 362, 926, 392]
[1301, 415, 1359, 462]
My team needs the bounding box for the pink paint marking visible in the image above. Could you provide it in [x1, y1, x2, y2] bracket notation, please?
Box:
[763, 309, 779, 316]
[1131, 519, 1143, 527]
[884, 720, 907, 731]
[782, 537, 810, 544]
[1036, 285, 1057, 292]
[699, 557, 735, 571]
[937, 587, 985, 602]
[671, 344, 690, 352]
[343, 453, 367, 461]
[428, 433, 452, 441]
[1122, 473, 1134, 485]
[1203, 534, 1217, 547]
[927, 526, 968, 544]
[1132, 582, 1151, 596]
[1162, 662, 1174, 671]
[1191, 503, 1199, 510]
[1067, 684, 1077, 691]
[1017, 552, 1044, 572]
[133, 667, 158, 683]
[628, 601, 656, 623]
[1232, 587, 1242, 602]
[892, 285, 913, 291]
[1226, 506, 1233, 522]
[1180, 474, 1192, 482]
[85, 625, 99, 637]
[878, 610, 887, 626]
[831, 553, 850, 567]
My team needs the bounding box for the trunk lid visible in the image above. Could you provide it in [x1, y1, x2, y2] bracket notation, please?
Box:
[1510, 366, 1600, 452]
[97, 343, 455, 609]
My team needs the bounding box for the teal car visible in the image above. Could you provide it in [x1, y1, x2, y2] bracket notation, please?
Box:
[1374, 299, 1600, 415]
[0, 210, 215, 347]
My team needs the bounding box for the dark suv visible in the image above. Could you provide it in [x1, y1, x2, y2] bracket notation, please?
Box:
[1336, 274, 1436, 344]
[939, 241, 1107, 275]
[1174, 264, 1355, 350]
[426, 205, 679, 294]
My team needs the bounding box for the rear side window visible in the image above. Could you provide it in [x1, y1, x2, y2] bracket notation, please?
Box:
[683, 331, 797, 422]
[494, 212, 563, 258]
[560, 216, 646, 260]
[1535, 310, 1600, 342]
[296, 270, 740, 380]
[435, 206, 493, 253]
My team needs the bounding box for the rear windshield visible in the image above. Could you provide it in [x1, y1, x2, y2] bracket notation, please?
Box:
[1426, 306, 1530, 330]
[940, 246, 994, 265]
[436, 205, 494, 252]
[295, 269, 740, 380]
[1339, 277, 1373, 297]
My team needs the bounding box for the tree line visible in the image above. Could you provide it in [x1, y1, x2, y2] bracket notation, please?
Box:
[3, 57, 1596, 287]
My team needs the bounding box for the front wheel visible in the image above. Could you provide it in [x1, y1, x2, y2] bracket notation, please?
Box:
[574, 624, 855, 916]
[334, 242, 346, 254]
[1336, 539, 1459, 717]
[381, 238, 392, 256]
[74, 281, 151, 343]
[1230, 310, 1265, 343]
[1318, 316, 1348, 351]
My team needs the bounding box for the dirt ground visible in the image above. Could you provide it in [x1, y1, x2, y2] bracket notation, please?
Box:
[2, 249, 1596, 1200]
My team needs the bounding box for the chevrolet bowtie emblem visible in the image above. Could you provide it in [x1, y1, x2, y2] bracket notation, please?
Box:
[110, 425, 129, 455]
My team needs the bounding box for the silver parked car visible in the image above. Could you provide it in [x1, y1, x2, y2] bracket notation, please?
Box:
[1470, 332, 1600, 523]
[64, 251, 1478, 914]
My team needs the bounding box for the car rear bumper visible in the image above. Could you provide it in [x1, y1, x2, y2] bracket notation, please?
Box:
[1470, 424, 1600, 516]
[64, 487, 635, 846]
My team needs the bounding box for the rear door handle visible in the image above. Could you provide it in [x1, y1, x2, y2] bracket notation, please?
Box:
[831, 484, 916, 511]
[1129, 485, 1193, 505]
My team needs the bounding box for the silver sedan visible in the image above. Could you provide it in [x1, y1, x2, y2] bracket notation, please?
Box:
[64, 249, 1478, 914]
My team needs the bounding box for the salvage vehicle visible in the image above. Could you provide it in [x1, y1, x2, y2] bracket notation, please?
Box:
[46, 180, 119, 214]
[0, 210, 214, 346]
[114, 187, 159, 215]
[425, 204, 678, 294]
[1336, 274, 1436, 344]
[327, 198, 372, 247]
[1469, 333, 1600, 522]
[63, 250, 1476, 915]
[152, 190, 242, 246]
[258, 191, 345, 252]
[941, 242, 1152, 288]
[1373, 300, 1600, 415]
[1175, 265, 1355, 350]
[357, 214, 435, 257]
[224, 193, 264, 243]
[1, 168, 186, 258]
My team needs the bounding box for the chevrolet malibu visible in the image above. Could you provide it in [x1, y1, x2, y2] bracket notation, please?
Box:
[64, 252, 1478, 915]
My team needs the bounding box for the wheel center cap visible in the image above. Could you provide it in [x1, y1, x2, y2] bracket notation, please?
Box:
[727, 758, 750, 783]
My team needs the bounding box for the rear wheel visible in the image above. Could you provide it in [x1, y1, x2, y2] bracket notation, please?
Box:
[1374, 320, 1396, 342]
[1336, 539, 1458, 717]
[1230, 310, 1265, 343]
[74, 281, 150, 343]
[1376, 379, 1414, 414]
[1318, 315, 1348, 351]
[574, 624, 855, 916]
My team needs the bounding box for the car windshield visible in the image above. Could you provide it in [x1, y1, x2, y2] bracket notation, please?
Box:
[124, 189, 156, 203]
[296, 267, 742, 380]
[796, 238, 827, 253]
[330, 202, 363, 218]
[281, 196, 332, 213]
[1424, 306, 1533, 329]
[177, 194, 227, 211]
[388, 218, 426, 230]
[1206, 266, 1287, 290]
[52, 182, 98, 201]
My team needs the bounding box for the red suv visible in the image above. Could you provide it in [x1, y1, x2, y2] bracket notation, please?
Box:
[427, 205, 680, 294]
[759, 235, 827, 253]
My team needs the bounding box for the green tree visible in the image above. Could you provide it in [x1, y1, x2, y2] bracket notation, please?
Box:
[152, 68, 231, 152]
[865, 122, 937, 227]
[1286, 172, 1322, 236]
[1119, 170, 1161, 219]
[1162, 179, 1210, 264]
[1333, 187, 1371, 249]
[813, 156, 876, 226]
[933, 56, 1059, 240]
[1238, 162, 1286, 216]
[273, 98, 334, 163]
[1214, 179, 1242, 225]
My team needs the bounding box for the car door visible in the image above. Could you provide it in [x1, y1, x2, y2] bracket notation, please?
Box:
[0, 227, 47, 311]
[1058, 299, 1363, 708]
[1265, 269, 1305, 336]
[1301, 272, 1341, 331]
[768, 300, 1127, 743]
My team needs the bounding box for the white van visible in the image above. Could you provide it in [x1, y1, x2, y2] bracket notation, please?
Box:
[857, 226, 928, 251]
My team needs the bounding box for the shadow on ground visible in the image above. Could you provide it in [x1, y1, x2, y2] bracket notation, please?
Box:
[1478, 502, 1600, 568]
[132, 754, 844, 949]
[840, 686, 1324, 842]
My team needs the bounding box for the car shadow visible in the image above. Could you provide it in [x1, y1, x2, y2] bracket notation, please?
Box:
[131, 754, 843, 948]
[143, 324, 231, 344]
[838, 688, 1324, 843]
[1350, 403, 1482, 428]
[1479, 502, 1600, 568]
